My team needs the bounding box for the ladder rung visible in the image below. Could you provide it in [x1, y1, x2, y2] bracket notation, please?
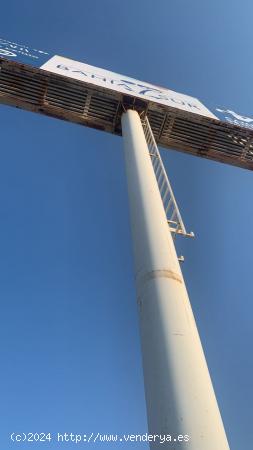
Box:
[165, 197, 173, 213]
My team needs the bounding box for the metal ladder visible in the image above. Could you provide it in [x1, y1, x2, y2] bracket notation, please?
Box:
[142, 116, 194, 242]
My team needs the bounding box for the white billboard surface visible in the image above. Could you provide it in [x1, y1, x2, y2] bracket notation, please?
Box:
[41, 56, 217, 120]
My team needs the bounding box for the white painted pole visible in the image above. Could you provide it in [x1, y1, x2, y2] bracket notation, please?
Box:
[121, 109, 230, 450]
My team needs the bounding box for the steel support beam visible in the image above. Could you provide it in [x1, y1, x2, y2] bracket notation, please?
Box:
[121, 109, 230, 450]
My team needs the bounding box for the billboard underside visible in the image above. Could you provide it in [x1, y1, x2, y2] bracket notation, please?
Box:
[0, 57, 253, 170]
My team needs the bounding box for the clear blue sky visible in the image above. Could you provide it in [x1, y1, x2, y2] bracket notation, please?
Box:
[0, 1, 253, 449]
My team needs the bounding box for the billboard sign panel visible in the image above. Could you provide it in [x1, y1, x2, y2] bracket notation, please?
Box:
[214, 108, 253, 131]
[0, 37, 51, 66]
[41, 56, 217, 119]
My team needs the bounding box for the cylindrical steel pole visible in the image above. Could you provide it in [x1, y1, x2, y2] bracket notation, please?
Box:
[121, 109, 230, 450]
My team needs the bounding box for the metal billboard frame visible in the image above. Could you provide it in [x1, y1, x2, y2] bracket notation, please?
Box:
[1, 57, 253, 170]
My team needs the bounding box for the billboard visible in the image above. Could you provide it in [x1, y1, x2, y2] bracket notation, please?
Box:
[1, 37, 253, 131]
[40, 55, 217, 119]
